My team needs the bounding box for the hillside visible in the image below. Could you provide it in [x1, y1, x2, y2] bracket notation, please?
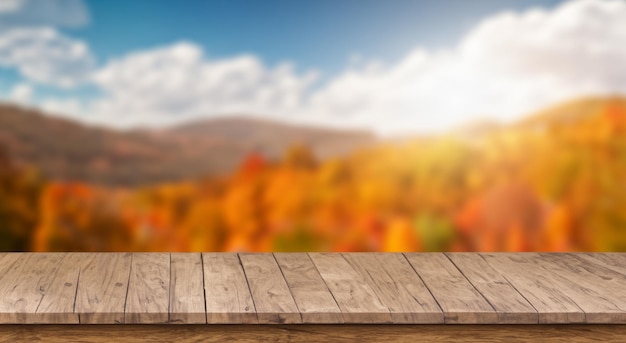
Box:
[26, 95, 626, 252]
[1, 96, 623, 187]
[0, 105, 376, 186]
[2, 95, 626, 252]
[516, 96, 626, 129]
[142, 116, 375, 168]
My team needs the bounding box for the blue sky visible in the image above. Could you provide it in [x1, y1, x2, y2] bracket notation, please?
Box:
[77, 0, 564, 74]
[1, 0, 625, 135]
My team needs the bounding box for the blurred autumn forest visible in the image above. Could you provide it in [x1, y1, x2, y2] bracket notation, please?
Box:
[1, 97, 626, 252]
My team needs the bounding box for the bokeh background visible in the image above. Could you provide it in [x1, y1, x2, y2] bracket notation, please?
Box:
[1, 0, 626, 252]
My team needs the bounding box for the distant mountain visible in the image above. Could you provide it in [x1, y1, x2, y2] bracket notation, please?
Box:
[2, 96, 623, 186]
[0, 105, 376, 186]
[450, 119, 504, 138]
[150, 116, 375, 162]
[450, 96, 626, 138]
[516, 97, 616, 129]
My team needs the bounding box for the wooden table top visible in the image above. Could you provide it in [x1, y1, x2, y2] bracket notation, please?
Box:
[0, 252, 624, 324]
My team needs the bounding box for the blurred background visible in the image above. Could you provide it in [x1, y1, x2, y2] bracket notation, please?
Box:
[1, 0, 625, 252]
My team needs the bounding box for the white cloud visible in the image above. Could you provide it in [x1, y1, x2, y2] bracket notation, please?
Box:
[22, 0, 626, 134]
[8, 82, 32, 103]
[303, 0, 626, 134]
[0, 0, 92, 88]
[0, 27, 95, 87]
[41, 96, 83, 116]
[0, 0, 23, 14]
[81, 42, 318, 127]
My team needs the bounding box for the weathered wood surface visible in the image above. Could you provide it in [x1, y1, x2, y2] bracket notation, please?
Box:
[405, 253, 497, 323]
[274, 253, 343, 323]
[536, 253, 626, 323]
[342, 253, 443, 323]
[309, 253, 392, 323]
[0, 253, 79, 324]
[446, 253, 537, 323]
[239, 253, 300, 324]
[202, 253, 256, 324]
[482, 253, 587, 323]
[75, 253, 131, 324]
[125, 253, 170, 324]
[169, 253, 205, 324]
[0, 252, 625, 324]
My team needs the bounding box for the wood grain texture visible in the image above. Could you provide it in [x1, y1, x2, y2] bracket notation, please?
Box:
[33, 254, 82, 324]
[202, 253, 257, 324]
[343, 253, 443, 323]
[482, 253, 586, 323]
[404, 253, 497, 324]
[446, 253, 538, 324]
[536, 253, 626, 323]
[125, 253, 170, 324]
[0, 253, 26, 322]
[75, 253, 132, 324]
[309, 253, 392, 324]
[0, 253, 22, 280]
[579, 253, 626, 277]
[239, 253, 301, 324]
[274, 253, 343, 323]
[169, 253, 205, 324]
[0, 252, 625, 325]
[0, 253, 79, 324]
[4, 325, 626, 343]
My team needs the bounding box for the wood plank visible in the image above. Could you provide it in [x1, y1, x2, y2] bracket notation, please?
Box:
[169, 253, 205, 324]
[0, 252, 624, 326]
[239, 253, 301, 324]
[404, 253, 497, 324]
[0, 253, 78, 323]
[309, 253, 392, 323]
[5, 325, 626, 343]
[34, 254, 82, 324]
[343, 253, 443, 323]
[0, 253, 45, 323]
[446, 253, 538, 323]
[0, 253, 23, 285]
[482, 253, 586, 323]
[202, 253, 257, 324]
[578, 253, 626, 277]
[536, 253, 626, 323]
[274, 253, 342, 323]
[75, 253, 132, 324]
[125, 253, 170, 324]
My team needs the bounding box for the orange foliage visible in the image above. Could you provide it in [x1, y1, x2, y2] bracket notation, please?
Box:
[383, 218, 420, 252]
[2, 98, 625, 252]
